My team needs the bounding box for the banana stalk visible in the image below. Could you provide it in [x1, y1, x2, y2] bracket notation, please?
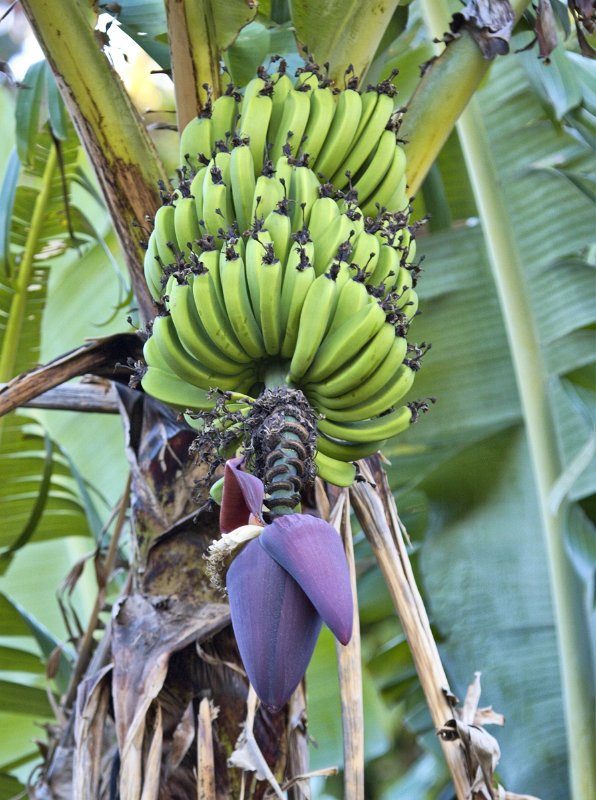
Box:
[164, 0, 221, 131]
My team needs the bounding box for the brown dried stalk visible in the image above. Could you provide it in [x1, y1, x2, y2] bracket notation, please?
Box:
[325, 488, 365, 800]
[350, 456, 472, 799]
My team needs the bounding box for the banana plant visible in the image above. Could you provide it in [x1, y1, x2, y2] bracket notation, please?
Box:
[0, 1, 594, 799]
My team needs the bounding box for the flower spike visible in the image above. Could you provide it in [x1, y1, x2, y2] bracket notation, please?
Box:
[260, 514, 353, 645]
[226, 538, 322, 712]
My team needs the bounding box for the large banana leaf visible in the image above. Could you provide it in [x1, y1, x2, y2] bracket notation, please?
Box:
[0, 63, 103, 381]
[380, 35, 595, 800]
[0, 415, 92, 557]
[0, 67, 109, 566]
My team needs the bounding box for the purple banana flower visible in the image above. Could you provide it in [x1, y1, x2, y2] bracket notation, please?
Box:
[221, 458, 353, 712]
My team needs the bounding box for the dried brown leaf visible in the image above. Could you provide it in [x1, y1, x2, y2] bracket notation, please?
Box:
[140, 703, 163, 800]
[111, 594, 229, 800]
[535, 0, 558, 59]
[350, 459, 471, 798]
[73, 665, 112, 800]
[462, 671, 483, 725]
[228, 688, 285, 799]
[0, 333, 142, 417]
[166, 701, 196, 776]
[451, 0, 515, 58]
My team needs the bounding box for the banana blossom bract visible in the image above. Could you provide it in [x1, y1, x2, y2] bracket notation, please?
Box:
[221, 458, 353, 712]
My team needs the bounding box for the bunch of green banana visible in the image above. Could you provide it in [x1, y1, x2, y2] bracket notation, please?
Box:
[143, 159, 416, 306]
[141, 210, 424, 486]
[177, 63, 409, 216]
[140, 61, 428, 488]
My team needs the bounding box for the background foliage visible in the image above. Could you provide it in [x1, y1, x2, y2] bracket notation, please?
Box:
[0, 1, 594, 798]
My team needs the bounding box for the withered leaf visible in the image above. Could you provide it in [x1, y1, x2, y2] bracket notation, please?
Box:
[451, 0, 516, 58]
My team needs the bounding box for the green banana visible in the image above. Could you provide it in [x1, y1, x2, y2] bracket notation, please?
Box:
[294, 69, 319, 90]
[150, 314, 248, 390]
[327, 276, 369, 334]
[244, 233, 264, 315]
[241, 73, 267, 110]
[153, 204, 178, 266]
[274, 155, 292, 192]
[314, 450, 356, 487]
[269, 72, 294, 145]
[368, 242, 399, 288]
[304, 301, 386, 384]
[311, 334, 408, 407]
[315, 432, 386, 462]
[308, 194, 340, 242]
[251, 173, 285, 222]
[255, 240, 282, 355]
[211, 92, 238, 147]
[238, 92, 272, 174]
[263, 205, 292, 266]
[141, 365, 214, 411]
[174, 195, 202, 254]
[385, 173, 408, 214]
[391, 265, 413, 301]
[313, 89, 362, 180]
[168, 279, 249, 375]
[311, 322, 397, 397]
[179, 115, 212, 172]
[331, 90, 394, 189]
[279, 243, 315, 357]
[270, 87, 312, 164]
[362, 145, 407, 217]
[202, 166, 230, 241]
[403, 291, 419, 320]
[351, 89, 378, 146]
[352, 130, 398, 208]
[191, 258, 252, 363]
[289, 164, 319, 230]
[302, 85, 336, 164]
[190, 166, 207, 224]
[230, 143, 257, 236]
[219, 247, 266, 360]
[289, 272, 338, 380]
[144, 234, 163, 302]
[318, 403, 414, 443]
[313, 363, 415, 422]
[312, 213, 354, 276]
[350, 230, 381, 280]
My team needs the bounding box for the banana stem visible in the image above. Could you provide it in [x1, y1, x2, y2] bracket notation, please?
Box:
[164, 0, 221, 132]
[263, 362, 290, 390]
[456, 97, 595, 800]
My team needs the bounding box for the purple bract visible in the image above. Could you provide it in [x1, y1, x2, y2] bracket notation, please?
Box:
[221, 459, 353, 712]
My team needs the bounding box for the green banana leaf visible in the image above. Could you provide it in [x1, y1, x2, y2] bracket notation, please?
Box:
[380, 33, 595, 800]
[0, 415, 92, 559]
